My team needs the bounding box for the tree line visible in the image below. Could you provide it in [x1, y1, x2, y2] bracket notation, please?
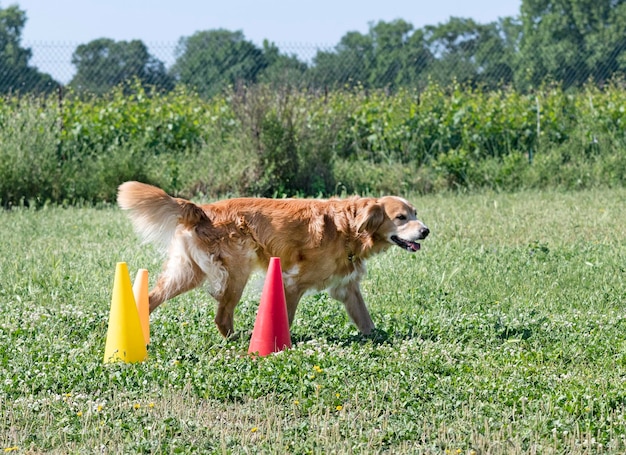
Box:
[2, 0, 626, 97]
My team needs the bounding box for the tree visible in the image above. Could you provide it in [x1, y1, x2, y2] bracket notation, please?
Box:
[368, 19, 422, 90]
[490, 17, 523, 87]
[171, 29, 267, 98]
[257, 40, 308, 88]
[518, 0, 626, 89]
[0, 4, 56, 94]
[309, 31, 374, 89]
[70, 38, 173, 94]
[423, 17, 519, 88]
[308, 20, 431, 91]
[399, 28, 435, 89]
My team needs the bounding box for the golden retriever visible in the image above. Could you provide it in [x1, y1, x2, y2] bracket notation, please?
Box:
[117, 181, 429, 338]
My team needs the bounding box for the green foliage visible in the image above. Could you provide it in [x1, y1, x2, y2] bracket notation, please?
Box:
[0, 81, 625, 206]
[227, 85, 344, 196]
[257, 40, 308, 89]
[0, 96, 62, 206]
[308, 31, 375, 90]
[0, 4, 56, 95]
[307, 16, 521, 91]
[519, 0, 626, 90]
[171, 29, 268, 98]
[70, 39, 174, 95]
[58, 83, 233, 200]
[424, 17, 519, 88]
[4, 2, 626, 97]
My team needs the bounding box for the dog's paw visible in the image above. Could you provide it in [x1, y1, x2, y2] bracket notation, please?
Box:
[226, 331, 241, 341]
[366, 327, 390, 343]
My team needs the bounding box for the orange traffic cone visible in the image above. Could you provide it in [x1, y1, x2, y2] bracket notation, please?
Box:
[103, 262, 148, 363]
[248, 257, 291, 356]
[133, 268, 150, 345]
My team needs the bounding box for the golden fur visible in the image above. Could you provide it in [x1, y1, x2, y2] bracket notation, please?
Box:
[117, 181, 429, 337]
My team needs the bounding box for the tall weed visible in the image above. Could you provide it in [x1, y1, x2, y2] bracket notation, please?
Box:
[228, 85, 343, 196]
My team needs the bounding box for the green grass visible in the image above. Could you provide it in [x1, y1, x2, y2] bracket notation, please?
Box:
[1, 188, 626, 454]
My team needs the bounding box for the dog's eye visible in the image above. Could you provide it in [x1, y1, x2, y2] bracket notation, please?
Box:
[396, 214, 407, 221]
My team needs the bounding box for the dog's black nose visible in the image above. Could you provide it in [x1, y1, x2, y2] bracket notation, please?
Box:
[420, 227, 430, 239]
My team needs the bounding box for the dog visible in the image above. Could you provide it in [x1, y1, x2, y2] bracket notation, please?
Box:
[117, 181, 429, 338]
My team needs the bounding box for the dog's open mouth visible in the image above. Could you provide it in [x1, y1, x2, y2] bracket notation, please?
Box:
[391, 235, 421, 252]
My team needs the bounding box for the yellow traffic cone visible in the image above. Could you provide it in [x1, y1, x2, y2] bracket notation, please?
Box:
[133, 268, 150, 345]
[103, 262, 148, 363]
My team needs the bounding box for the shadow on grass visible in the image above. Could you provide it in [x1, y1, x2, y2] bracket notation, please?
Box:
[290, 326, 432, 347]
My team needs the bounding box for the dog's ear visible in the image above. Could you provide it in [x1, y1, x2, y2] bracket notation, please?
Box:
[356, 201, 385, 234]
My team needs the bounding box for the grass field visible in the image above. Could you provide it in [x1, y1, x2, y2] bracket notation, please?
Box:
[1, 188, 625, 454]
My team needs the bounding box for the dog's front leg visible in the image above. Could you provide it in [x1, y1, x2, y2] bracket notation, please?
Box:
[214, 272, 249, 338]
[329, 282, 375, 335]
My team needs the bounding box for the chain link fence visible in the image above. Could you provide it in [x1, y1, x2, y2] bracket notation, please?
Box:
[24, 42, 327, 85]
[11, 31, 626, 98]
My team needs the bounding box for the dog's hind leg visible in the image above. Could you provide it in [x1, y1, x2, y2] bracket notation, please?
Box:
[329, 282, 375, 335]
[148, 260, 205, 313]
[284, 287, 306, 328]
[148, 238, 208, 312]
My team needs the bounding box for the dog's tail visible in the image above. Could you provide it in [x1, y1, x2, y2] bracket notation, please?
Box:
[117, 181, 208, 250]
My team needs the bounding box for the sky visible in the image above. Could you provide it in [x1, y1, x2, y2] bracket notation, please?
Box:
[13, 0, 522, 83]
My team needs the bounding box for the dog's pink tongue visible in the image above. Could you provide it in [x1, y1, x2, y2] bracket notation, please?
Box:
[411, 242, 420, 251]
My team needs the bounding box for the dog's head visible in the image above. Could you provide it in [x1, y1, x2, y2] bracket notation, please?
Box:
[357, 196, 429, 253]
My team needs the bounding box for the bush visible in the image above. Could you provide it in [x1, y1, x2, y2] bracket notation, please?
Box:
[0, 97, 63, 207]
[0, 81, 624, 206]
